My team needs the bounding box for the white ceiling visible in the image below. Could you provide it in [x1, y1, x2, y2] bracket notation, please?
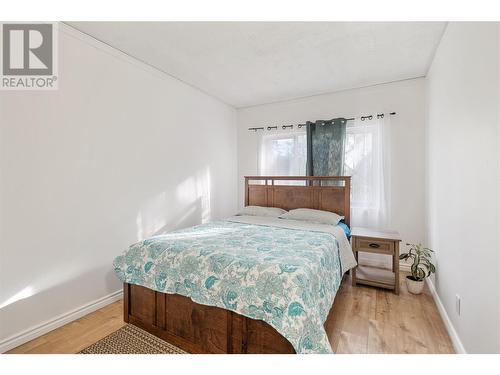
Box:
[67, 22, 446, 108]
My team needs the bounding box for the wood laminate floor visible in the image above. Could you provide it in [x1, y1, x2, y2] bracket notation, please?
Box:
[7, 273, 454, 354]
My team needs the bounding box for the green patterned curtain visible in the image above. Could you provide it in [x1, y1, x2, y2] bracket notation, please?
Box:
[306, 118, 347, 177]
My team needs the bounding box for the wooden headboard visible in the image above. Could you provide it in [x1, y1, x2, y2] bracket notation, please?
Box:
[244, 176, 351, 227]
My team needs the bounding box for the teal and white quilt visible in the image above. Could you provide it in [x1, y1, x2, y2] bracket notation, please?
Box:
[113, 216, 355, 354]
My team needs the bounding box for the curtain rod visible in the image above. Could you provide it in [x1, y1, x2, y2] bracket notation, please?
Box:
[248, 112, 396, 132]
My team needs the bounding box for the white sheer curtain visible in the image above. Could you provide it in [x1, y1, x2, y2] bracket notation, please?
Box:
[259, 129, 307, 176]
[259, 129, 307, 184]
[344, 115, 391, 229]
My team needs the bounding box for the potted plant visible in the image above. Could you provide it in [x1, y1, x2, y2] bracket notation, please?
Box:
[399, 243, 436, 294]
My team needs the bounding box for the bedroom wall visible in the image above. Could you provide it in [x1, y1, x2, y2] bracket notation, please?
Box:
[425, 22, 500, 353]
[0, 24, 238, 350]
[237, 78, 427, 257]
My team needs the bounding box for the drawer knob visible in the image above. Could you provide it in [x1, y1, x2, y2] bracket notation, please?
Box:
[369, 243, 380, 248]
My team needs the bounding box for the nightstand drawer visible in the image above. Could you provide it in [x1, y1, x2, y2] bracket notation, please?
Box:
[354, 238, 395, 254]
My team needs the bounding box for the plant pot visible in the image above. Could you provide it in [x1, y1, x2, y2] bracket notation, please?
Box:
[406, 276, 424, 294]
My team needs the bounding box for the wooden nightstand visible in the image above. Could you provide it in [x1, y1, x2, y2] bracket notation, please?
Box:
[351, 227, 402, 295]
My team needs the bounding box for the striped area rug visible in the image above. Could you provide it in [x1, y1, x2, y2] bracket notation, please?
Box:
[79, 324, 187, 354]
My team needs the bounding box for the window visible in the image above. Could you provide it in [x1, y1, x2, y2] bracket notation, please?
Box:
[257, 116, 390, 228]
[259, 131, 306, 176]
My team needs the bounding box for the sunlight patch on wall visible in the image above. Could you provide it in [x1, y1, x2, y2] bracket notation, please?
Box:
[135, 191, 170, 241]
[0, 286, 36, 309]
[200, 168, 212, 223]
[0, 262, 109, 311]
[175, 166, 212, 224]
[136, 167, 212, 240]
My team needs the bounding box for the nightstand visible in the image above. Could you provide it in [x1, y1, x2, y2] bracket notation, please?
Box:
[351, 227, 402, 295]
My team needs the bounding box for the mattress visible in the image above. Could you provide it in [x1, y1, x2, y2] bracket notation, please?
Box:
[113, 215, 356, 353]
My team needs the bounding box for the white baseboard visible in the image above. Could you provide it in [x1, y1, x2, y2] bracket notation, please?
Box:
[0, 289, 123, 353]
[425, 278, 466, 354]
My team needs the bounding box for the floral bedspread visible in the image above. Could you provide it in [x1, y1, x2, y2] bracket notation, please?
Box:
[113, 220, 345, 353]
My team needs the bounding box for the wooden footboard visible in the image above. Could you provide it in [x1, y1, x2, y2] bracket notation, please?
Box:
[124, 283, 296, 353]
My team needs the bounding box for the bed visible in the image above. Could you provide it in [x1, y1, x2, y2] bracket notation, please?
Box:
[115, 176, 354, 354]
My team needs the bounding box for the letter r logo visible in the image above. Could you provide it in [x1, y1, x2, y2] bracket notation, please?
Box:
[2, 24, 53, 75]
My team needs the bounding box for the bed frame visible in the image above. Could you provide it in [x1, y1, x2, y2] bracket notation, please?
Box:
[124, 176, 351, 353]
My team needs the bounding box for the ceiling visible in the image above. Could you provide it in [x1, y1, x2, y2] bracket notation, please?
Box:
[67, 22, 446, 108]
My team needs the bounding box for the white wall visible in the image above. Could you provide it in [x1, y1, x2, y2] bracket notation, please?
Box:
[237, 79, 426, 258]
[0, 24, 237, 349]
[426, 22, 500, 353]
[498, 25, 500, 351]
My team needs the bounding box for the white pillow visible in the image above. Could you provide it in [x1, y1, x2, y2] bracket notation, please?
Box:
[237, 206, 288, 218]
[279, 208, 344, 225]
